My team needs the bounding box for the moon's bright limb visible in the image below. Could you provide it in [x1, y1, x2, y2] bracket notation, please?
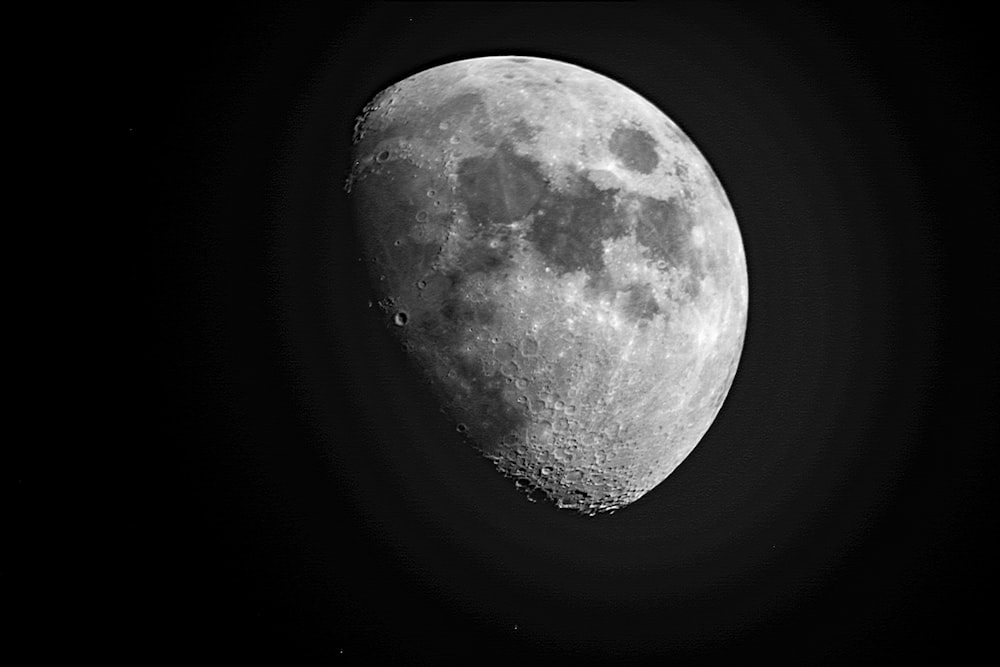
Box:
[346, 56, 748, 514]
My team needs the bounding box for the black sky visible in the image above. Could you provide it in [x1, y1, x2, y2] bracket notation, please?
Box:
[132, 2, 996, 662]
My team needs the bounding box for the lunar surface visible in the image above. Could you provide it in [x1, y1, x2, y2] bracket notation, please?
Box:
[345, 56, 748, 514]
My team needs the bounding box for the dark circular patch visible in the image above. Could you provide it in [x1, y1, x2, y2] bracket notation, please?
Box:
[608, 126, 660, 174]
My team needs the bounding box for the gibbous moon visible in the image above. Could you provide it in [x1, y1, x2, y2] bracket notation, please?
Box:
[346, 56, 748, 514]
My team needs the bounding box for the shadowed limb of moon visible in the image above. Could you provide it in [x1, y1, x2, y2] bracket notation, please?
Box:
[347, 56, 748, 514]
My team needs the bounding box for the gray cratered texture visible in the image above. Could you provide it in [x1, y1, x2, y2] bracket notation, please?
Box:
[346, 56, 748, 514]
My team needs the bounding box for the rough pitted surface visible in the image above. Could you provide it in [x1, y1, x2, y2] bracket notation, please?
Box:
[346, 56, 748, 514]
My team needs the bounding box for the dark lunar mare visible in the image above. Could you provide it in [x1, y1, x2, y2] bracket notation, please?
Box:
[622, 282, 661, 321]
[608, 125, 660, 174]
[352, 128, 711, 477]
[633, 195, 703, 298]
[352, 148, 533, 452]
[525, 170, 629, 280]
[457, 143, 545, 229]
[356, 137, 704, 329]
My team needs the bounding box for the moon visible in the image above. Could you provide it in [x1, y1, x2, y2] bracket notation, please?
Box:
[345, 56, 748, 514]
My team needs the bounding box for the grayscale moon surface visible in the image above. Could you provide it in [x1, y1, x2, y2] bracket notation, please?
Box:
[346, 56, 748, 514]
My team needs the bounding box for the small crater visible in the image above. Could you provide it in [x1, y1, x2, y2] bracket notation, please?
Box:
[392, 311, 408, 326]
[533, 421, 554, 444]
[527, 487, 548, 503]
[415, 210, 429, 222]
[375, 150, 390, 163]
[521, 337, 539, 356]
[456, 422, 468, 433]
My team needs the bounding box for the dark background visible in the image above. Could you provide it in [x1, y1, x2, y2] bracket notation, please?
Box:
[133, 2, 995, 662]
